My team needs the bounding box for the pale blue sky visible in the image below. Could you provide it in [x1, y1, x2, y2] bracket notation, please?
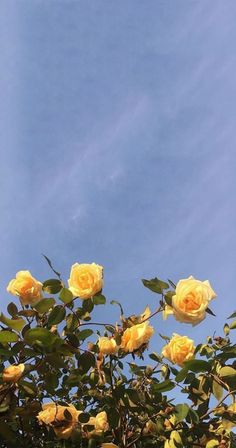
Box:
[1, 1, 236, 351]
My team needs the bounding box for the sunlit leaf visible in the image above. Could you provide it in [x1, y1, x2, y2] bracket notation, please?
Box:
[0, 313, 25, 331]
[0, 330, 18, 343]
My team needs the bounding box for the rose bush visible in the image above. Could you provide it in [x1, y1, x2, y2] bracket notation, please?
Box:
[0, 259, 236, 448]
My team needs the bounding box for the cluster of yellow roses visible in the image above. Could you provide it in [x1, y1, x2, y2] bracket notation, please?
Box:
[6, 265, 217, 370]
[7, 262, 104, 305]
[4, 262, 218, 443]
[37, 404, 109, 440]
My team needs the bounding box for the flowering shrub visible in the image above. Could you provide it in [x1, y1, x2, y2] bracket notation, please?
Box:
[0, 257, 236, 448]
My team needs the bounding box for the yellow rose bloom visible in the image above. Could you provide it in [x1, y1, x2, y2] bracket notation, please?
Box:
[98, 337, 118, 355]
[121, 321, 154, 352]
[87, 411, 109, 436]
[164, 430, 182, 448]
[165, 276, 216, 325]
[37, 403, 80, 440]
[162, 333, 195, 367]
[2, 363, 25, 383]
[7, 270, 42, 305]
[68, 263, 103, 299]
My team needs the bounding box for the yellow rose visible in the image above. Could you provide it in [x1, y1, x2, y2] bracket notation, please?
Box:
[7, 270, 42, 305]
[2, 363, 25, 383]
[162, 333, 195, 367]
[98, 337, 118, 355]
[87, 411, 109, 436]
[37, 403, 80, 439]
[68, 263, 103, 299]
[121, 321, 154, 352]
[101, 444, 119, 448]
[164, 276, 216, 325]
[165, 431, 182, 448]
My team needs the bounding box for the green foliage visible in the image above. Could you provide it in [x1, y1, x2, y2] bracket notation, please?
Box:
[0, 263, 235, 448]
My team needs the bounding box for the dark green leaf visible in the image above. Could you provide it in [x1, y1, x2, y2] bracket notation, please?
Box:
[188, 408, 199, 424]
[82, 298, 94, 313]
[175, 367, 188, 383]
[48, 305, 66, 326]
[183, 359, 210, 373]
[93, 294, 106, 305]
[78, 352, 95, 374]
[78, 413, 90, 423]
[24, 327, 58, 347]
[206, 307, 216, 316]
[149, 352, 162, 362]
[77, 329, 93, 341]
[152, 380, 175, 392]
[7, 302, 18, 317]
[168, 279, 176, 289]
[142, 277, 169, 294]
[33, 298, 56, 313]
[43, 279, 63, 294]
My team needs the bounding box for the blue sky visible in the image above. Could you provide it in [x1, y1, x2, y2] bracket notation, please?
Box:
[1, 1, 236, 353]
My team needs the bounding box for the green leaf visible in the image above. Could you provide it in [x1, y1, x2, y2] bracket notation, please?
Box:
[126, 389, 140, 404]
[188, 408, 199, 424]
[175, 403, 189, 422]
[206, 307, 216, 316]
[110, 300, 124, 316]
[175, 367, 188, 383]
[43, 279, 63, 294]
[159, 333, 170, 342]
[142, 277, 169, 294]
[82, 298, 94, 313]
[152, 380, 175, 392]
[164, 291, 175, 306]
[183, 359, 210, 373]
[20, 381, 37, 397]
[24, 327, 58, 347]
[0, 313, 25, 331]
[212, 380, 223, 401]
[219, 366, 236, 377]
[77, 329, 93, 341]
[78, 413, 90, 423]
[0, 330, 18, 343]
[42, 254, 61, 279]
[230, 320, 236, 330]
[59, 288, 74, 304]
[48, 305, 66, 326]
[33, 298, 56, 313]
[93, 294, 106, 305]
[78, 352, 95, 374]
[7, 302, 18, 317]
[149, 352, 162, 362]
[228, 311, 236, 319]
